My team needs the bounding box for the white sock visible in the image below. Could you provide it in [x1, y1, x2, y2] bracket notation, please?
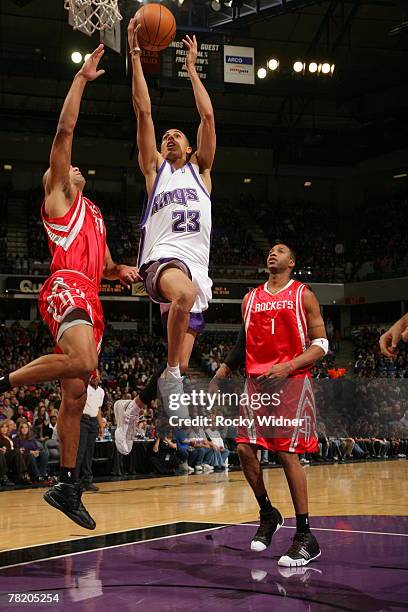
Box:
[162, 364, 181, 379]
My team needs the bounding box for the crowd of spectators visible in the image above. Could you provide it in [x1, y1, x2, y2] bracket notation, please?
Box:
[353, 196, 408, 281]
[1, 185, 408, 282]
[0, 317, 407, 486]
[353, 327, 408, 378]
[210, 200, 263, 268]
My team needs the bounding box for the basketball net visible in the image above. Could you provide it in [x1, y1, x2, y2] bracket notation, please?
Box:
[64, 0, 122, 35]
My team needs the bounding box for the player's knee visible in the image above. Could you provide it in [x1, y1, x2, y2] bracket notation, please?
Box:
[237, 443, 254, 460]
[277, 451, 297, 467]
[175, 284, 197, 311]
[64, 393, 87, 416]
[73, 353, 98, 379]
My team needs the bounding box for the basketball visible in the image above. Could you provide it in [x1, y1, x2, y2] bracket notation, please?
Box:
[134, 3, 176, 52]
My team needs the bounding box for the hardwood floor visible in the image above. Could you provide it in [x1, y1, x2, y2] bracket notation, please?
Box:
[1, 461, 406, 552]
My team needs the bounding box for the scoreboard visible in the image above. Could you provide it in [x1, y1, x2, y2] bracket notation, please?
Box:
[161, 39, 224, 89]
[141, 37, 225, 91]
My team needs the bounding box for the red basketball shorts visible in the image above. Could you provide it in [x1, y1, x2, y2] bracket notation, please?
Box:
[38, 270, 104, 354]
[236, 374, 318, 454]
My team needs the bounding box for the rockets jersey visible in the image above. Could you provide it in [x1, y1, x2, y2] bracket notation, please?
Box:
[138, 160, 211, 272]
[41, 191, 106, 288]
[244, 279, 311, 376]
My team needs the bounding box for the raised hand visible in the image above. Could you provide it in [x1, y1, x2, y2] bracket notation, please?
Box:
[77, 44, 105, 81]
[379, 317, 408, 358]
[128, 17, 142, 54]
[182, 34, 198, 70]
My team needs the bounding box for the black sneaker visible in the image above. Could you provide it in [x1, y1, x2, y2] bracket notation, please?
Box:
[251, 508, 284, 552]
[82, 482, 99, 492]
[278, 532, 321, 567]
[43, 482, 96, 530]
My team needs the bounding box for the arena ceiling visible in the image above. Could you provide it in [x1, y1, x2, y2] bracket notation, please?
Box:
[1, 0, 408, 166]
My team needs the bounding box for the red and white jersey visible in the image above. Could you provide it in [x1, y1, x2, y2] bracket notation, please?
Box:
[41, 192, 106, 288]
[244, 279, 311, 377]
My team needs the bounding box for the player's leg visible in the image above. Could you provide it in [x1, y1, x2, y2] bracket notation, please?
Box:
[277, 451, 320, 567]
[43, 324, 97, 530]
[237, 443, 283, 551]
[115, 329, 197, 455]
[157, 267, 197, 374]
[0, 314, 97, 391]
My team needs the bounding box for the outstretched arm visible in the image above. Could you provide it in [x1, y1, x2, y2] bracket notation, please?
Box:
[103, 245, 140, 287]
[45, 45, 105, 217]
[379, 313, 408, 357]
[128, 19, 161, 189]
[183, 35, 216, 174]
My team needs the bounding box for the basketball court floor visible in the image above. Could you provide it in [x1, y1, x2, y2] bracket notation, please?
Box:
[1, 461, 407, 611]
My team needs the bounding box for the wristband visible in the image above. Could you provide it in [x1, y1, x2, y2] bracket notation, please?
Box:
[131, 47, 142, 55]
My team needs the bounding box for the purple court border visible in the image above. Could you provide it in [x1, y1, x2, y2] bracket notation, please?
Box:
[1, 516, 407, 612]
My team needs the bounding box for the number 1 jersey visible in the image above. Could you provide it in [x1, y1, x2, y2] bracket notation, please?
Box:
[138, 160, 211, 273]
[244, 280, 312, 377]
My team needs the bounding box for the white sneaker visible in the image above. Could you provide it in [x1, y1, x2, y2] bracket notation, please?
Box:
[157, 375, 188, 420]
[202, 464, 214, 472]
[195, 466, 203, 473]
[177, 461, 190, 474]
[114, 400, 140, 455]
[187, 465, 194, 474]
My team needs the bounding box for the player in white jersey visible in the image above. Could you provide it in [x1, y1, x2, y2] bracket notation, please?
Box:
[114, 20, 216, 452]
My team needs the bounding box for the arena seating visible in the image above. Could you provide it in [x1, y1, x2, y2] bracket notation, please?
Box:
[0, 320, 406, 486]
[1, 185, 407, 281]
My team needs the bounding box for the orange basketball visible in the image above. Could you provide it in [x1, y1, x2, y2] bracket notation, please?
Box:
[134, 3, 176, 52]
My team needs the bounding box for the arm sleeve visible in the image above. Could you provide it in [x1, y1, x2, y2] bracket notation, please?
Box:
[224, 323, 246, 371]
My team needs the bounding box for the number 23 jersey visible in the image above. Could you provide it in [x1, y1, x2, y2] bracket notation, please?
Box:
[138, 160, 211, 272]
[244, 280, 312, 377]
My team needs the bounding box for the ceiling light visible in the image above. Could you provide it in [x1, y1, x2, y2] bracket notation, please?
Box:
[393, 173, 407, 179]
[71, 51, 83, 64]
[3, 164, 12, 171]
[308, 62, 318, 73]
[84, 53, 91, 61]
[321, 62, 331, 74]
[257, 67, 267, 79]
[244, 178, 252, 183]
[293, 61, 304, 73]
[304, 181, 312, 187]
[88, 169, 96, 176]
[267, 58, 279, 71]
[211, 0, 221, 9]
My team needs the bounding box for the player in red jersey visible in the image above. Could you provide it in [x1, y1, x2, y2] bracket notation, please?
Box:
[212, 243, 328, 567]
[0, 46, 138, 529]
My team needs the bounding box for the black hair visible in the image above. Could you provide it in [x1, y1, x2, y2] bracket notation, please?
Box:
[272, 240, 296, 262]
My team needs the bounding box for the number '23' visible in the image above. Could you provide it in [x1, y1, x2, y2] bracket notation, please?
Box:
[172, 210, 200, 233]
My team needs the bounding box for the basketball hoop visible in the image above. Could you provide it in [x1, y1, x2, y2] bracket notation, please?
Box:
[64, 0, 122, 35]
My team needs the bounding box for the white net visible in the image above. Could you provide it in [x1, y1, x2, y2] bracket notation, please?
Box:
[64, 0, 122, 35]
